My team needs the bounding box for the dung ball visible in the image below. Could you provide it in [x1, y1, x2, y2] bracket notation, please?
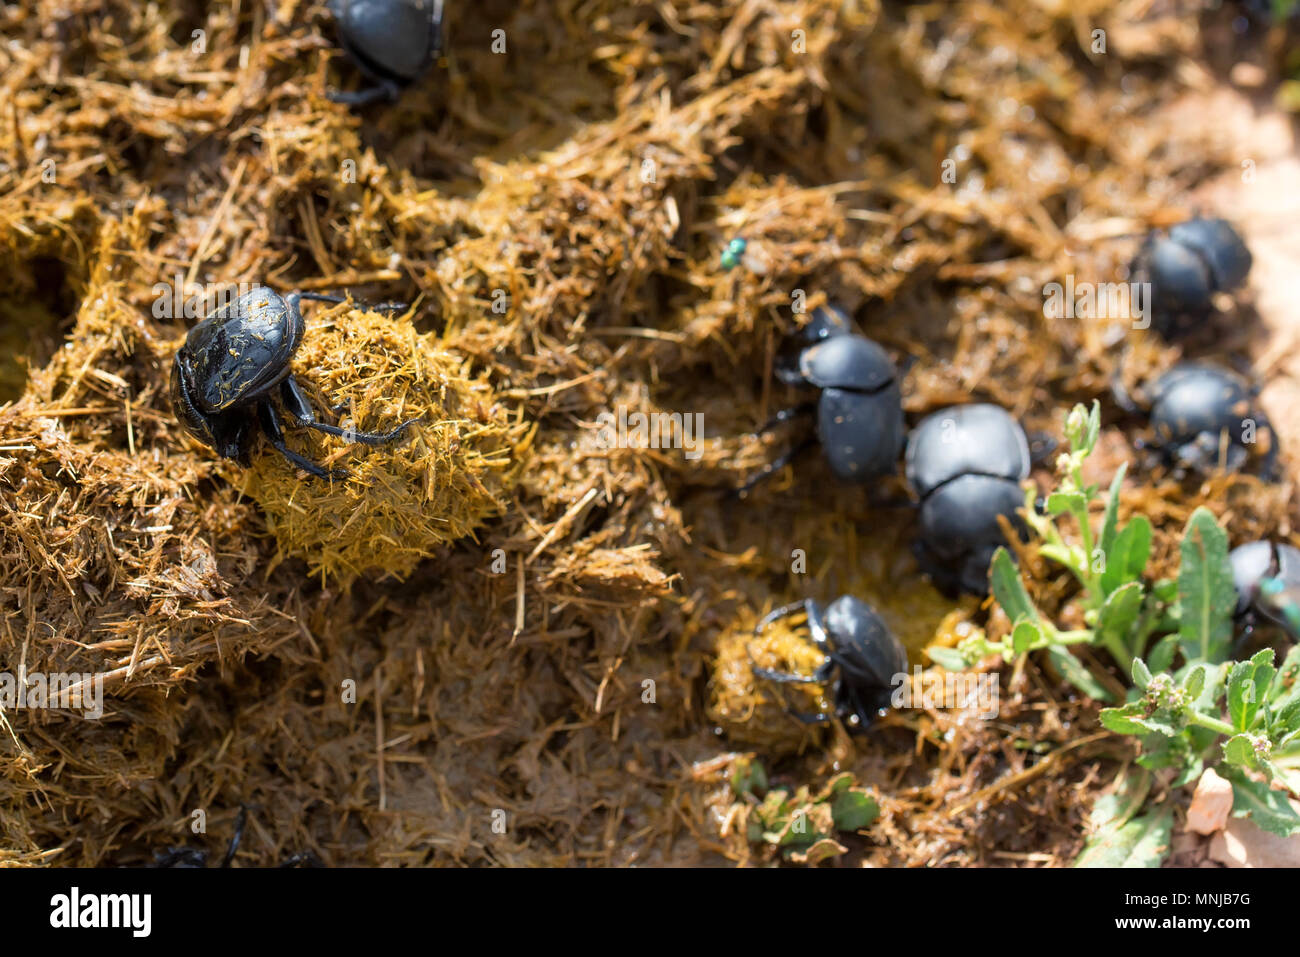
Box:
[240, 306, 531, 585]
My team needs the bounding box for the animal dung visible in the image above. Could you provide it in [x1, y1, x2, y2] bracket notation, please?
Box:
[241, 306, 532, 584]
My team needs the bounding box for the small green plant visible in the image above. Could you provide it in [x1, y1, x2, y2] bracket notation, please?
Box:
[729, 757, 880, 864]
[931, 402, 1300, 862]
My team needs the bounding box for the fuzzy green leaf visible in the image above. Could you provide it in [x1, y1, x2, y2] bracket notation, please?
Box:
[1098, 462, 1128, 576]
[926, 646, 969, 671]
[1011, 620, 1042, 655]
[1223, 734, 1258, 769]
[1097, 582, 1143, 655]
[1087, 766, 1151, 832]
[1268, 645, 1300, 711]
[1272, 698, 1300, 741]
[1047, 644, 1115, 702]
[1074, 805, 1172, 868]
[830, 789, 880, 832]
[1099, 704, 1149, 736]
[990, 548, 1036, 623]
[1147, 634, 1178, 674]
[1101, 517, 1152, 595]
[1222, 767, 1300, 837]
[1176, 508, 1235, 664]
[1047, 491, 1087, 517]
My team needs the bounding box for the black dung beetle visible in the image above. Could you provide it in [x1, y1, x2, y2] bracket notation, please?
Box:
[1134, 217, 1252, 339]
[904, 403, 1031, 597]
[740, 304, 905, 493]
[1115, 362, 1278, 476]
[328, 0, 444, 107]
[1230, 540, 1300, 646]
[170, 288, 419, 480]
[153, 807, 320, 868]
[748, 595, 908, 731]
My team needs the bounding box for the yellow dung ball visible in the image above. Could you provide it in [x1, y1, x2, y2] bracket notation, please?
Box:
[240, 307, 531, 585]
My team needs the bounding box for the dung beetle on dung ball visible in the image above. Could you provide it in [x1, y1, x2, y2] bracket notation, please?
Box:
[904, 403, 1033, 598]
[327, 0, 444, 107]
[1229, 540, 1300, 649]
[740, 304, 906, 494]
[748, 595, 908, 732]
[1132, 217, 1252, 339]
[170, 288, 419, 480]
[1114, 362, 1278, 478]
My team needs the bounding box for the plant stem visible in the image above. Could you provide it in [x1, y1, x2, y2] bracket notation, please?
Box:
[1188, 711, 1235, 736]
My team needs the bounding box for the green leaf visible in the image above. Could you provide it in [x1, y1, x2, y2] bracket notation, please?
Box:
[1147, 634, 1178, 674]
[1047, 491, 1087, 517]
[1096, 582, 1143, 655]
[1131, 657, 1152, 690]
[1183, 664, 1206, 701]
[1176, 507, 1235, 664]
[1101, 517, 1152, 595]
[1136, 732, 1202, 781]
[1223, 734, 1258, 768]
[1100, 704, 1149, 736]
[1272, 698, 1300, 740]
[1011, 620, 1043, 655]
[990, 548, 1037, 623]
[730, 757, 768, 797]
[1047, 644, 1115, 702]
[1098, 462, 1128, 581]
[1039, 543, 1081, 569]
[1228, 661, 1258, 732]
[926, 646, 969, 671]
[1268, 645, 1300, 711]
[1222, 767, 1300, 837]
[830, 789, 880, 832]
[1086, 401, 1102, 454]
[1074, 805, 1172, 868]
[1087, 766, 1151, 832]
[1227, 652, 1274, 733]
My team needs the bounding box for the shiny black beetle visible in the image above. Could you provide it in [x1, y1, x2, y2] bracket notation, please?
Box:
[904, 404, 1031, 597]
[1230, 540, 1300, 645]
[328, 0, 444, 107]
[1133, 217, 1252, 339]
[740, 304, 905, 493]
[1115, 362, 1277, 476]
[171, 288, 417, 479]
[749, 595, 908, 731]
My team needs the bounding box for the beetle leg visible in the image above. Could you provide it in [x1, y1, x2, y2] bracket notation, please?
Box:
[288, 291, 410, 314]
[278, 851, 324, 868]
[748, 599, 835, 684]
[219, 806, 248, 869]
[735, 435, 816, 496]
[750, 665, 824, 685]
[257, 400, 346, 480]
[782, 708, 834, 725]
[751, 402, 816, 436]
[327, 80, 403, 107]
[755, 599, 806, 630]
[280, 377, 420, 447]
